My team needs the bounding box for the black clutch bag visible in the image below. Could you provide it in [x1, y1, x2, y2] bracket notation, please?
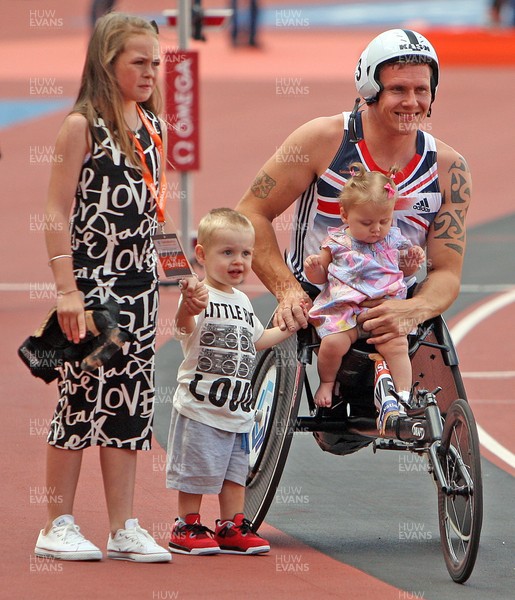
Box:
[18, 298, 135, 383]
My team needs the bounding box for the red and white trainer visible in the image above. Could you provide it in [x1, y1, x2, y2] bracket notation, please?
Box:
[214, 513, 270, 555]
[169, 513, 220, 555]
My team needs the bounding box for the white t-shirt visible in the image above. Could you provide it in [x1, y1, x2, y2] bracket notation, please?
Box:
[173, 285, 265, 433]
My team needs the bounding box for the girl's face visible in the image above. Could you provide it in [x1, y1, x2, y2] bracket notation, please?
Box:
[113, 33, 160, 105]
[341, 201, 394, 244]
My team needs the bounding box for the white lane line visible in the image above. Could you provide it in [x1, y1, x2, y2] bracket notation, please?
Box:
[462, 371, 515, 379]
[0, 282, 269, 293]
[477, 426, 515, 470]
[471, 399, 513, 404]
[460, 284, 515, 293]
[451, 288, 515, 471]
[451, 288, 515, 345]
[0, 283, 36, 291]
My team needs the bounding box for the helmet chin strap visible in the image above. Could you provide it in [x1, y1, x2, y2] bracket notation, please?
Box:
[348, 97, 366, 143]
[348, 96, 433, 144]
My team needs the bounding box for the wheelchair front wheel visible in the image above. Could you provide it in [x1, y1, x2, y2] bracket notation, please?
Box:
[437, 398, 483, 583]
[245, 335, 304, 530]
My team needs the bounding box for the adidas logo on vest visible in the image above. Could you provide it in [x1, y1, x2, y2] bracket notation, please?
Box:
[413, 198, 431, 212]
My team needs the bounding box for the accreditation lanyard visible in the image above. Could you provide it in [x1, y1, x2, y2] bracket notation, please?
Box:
[129, 105, 167, 227]
[130, 106, 193, 280]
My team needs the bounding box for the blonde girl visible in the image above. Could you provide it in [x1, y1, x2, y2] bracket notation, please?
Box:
[35, 13, 175, 562]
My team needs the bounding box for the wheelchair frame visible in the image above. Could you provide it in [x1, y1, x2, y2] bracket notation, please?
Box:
[245, 315, 483, 584]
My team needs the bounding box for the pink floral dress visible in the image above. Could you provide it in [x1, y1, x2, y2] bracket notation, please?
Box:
[309, 225, 412, 338]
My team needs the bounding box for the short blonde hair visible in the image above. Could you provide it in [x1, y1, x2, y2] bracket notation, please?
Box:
[339, 162, 398, 212]
[197, 208, 254, 247]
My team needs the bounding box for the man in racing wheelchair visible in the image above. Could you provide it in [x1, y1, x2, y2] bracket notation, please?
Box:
[236, 28, 471, 425]
[237, 34, 481, 581]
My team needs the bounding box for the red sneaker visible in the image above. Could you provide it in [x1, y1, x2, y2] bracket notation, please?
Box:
[169, 513, 219, 555]
[214, 513, 270, 555]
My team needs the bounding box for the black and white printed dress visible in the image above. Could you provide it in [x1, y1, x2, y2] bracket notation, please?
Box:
[48, 108, 162, 450]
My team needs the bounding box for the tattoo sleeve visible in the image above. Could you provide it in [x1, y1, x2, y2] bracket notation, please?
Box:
[432, 157, 470, 256]
[251, 171, 276, 199]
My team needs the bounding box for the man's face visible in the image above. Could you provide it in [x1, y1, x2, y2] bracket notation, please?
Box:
[375, 62, 432, 135]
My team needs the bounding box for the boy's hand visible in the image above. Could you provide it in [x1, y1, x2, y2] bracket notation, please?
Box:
[179, 277, 208, 315]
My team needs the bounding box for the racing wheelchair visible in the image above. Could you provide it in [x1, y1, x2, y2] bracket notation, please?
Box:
[245, 312, 483, 584]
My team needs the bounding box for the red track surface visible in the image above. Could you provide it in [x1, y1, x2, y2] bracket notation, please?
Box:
[1, 1, 514, 598]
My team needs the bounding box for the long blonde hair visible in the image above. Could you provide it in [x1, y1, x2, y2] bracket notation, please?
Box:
[72, 12, 163, 167]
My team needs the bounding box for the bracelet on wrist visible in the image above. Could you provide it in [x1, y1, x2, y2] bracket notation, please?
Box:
[56, 289, 81, 297]
[48, 254, 72, 266]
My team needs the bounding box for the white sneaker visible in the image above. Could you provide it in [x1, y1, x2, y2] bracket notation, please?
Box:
[107, 518, 172, 562]
[34, 514, 102, 561]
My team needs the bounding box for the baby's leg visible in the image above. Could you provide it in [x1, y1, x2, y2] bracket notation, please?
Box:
[374, 337, 411, 433]
[315, 328, 358, 407]
[375, 336, 411, 395]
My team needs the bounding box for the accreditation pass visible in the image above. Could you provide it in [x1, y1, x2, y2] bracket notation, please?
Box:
[153, 233, 193, 280]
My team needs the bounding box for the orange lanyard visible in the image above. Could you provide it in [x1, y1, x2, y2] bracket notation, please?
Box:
[129, 105, 167, 225]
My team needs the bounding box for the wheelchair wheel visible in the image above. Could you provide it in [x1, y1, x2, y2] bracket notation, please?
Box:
[437, 399, 483, 583]
[245, 334, 304, 530]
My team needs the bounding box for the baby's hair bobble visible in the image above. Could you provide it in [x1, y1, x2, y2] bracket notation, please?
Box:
[348, 162, 366, 179]
[384, 183, 396, 199]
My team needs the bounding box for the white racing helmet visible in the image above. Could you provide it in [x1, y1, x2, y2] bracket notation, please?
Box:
[355, 29, 439, 104]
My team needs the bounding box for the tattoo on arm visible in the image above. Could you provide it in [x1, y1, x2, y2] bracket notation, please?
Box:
[251, 171, 276, 199]
[433, 209, 466, 255]
[449, 157, 471, 205]
[433, 158, 470, 256]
